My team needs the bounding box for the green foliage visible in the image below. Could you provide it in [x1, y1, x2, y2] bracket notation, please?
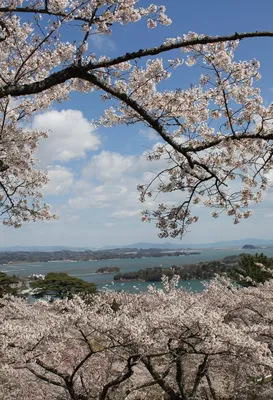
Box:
[114, 261, 234, 282]
[31, 272, 96, 299]
[0, 271, 19, 296]
[96, 266, 120, 273]
[229, 253, 273, 287]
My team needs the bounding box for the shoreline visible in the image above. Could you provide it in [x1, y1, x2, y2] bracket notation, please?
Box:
[0, 254, 203, 266]
[114, 279, 146, 282]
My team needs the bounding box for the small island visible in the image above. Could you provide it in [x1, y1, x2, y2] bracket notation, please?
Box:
[114, 260, 236, 282]
[242, 244, 258, 249]
[96, 266, 120, 274]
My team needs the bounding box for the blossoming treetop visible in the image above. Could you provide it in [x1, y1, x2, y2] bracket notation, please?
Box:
[2, 275, 273, 399]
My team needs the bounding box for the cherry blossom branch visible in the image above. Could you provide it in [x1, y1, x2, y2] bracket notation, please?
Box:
[79, 71, 195, 166]
[0, 3, 93, 23]
[89, 31, 273, 69]
[0, 30, 273, 100]
[13, 4, 84, 83]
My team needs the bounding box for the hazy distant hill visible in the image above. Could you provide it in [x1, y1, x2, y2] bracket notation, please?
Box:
[100, 238, 273, 250]
[0, 246, 93, 252]
[101, 242, 189, 250]
[207, 238, 273, 248]
[0, 238, 272, 252]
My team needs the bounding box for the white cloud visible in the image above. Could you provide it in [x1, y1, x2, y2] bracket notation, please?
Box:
[73, 180, 93, 192]
[83, 145, 171, 185]
[112, 209, 142, 218]
[104, 222, 116, 228]
[83, 151, 135, 180]
[69, 182, 129, 209]
[33, 109, 100, 164]
[30, 140, 273, 247]
[43, 165, 73, 195]
[69, 215, 80, 222]
[6, 139, 273, 247]
[264, 213, 273, 218]
[68, 148, 181, 218]
[139, 128, 159, 141]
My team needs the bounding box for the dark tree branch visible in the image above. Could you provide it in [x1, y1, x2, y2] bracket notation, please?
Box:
[36, 359, 69, 381]
[190, 355, 209, 397]
[205, 374, 218, 400]
[143, 357, 182, 400]
[70, 350, 93, 382]
[79, 71, 194, 166]
[89, 31, 273, 70]
[0, 4, 92, 23]
[25, 365, 65, 388]
[99, 355, 139, 400]
[0, 28, 273, 102]
[0, 65, 80, 98]
[175, 356, 189, 400]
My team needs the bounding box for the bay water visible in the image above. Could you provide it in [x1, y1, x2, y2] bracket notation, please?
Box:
[2, 247, 273, 293]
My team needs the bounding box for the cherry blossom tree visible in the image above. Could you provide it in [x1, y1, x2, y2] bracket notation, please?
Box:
[1, 276, 273, 399]
[0, 99, 54, 227]
[0, 1, 273, 234]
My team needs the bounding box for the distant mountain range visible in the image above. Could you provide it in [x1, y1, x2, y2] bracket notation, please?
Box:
[101, 239, 273, 250]
[198, 238, 273, 248]
[0, 238, 272, 252]
[0, 246, 94, 252]
[101, 242, 188, 250]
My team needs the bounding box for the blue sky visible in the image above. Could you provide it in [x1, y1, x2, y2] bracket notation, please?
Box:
[1, 0, 273, 248]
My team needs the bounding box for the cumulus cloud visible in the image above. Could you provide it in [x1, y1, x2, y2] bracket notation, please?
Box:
[112, 209, 142, 218]
[82, 144, 170, 184]
[70, 148, 154, 212]
[68, 147, 181, 218]
[139, 128, 159, 141]
[104, 222, 116, 228]
[7, 141, 273, 246]
[33, 109, 100, 164]
[69, 182, 129, 209]
[54, 141, 273, 245]
[43, 165, 73, 195]
[83, 151, 135, 181]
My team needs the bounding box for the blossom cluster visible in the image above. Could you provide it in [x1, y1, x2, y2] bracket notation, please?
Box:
[2, 276, 273, 399]
[0, 98, 58, 226]
[100, 37, 273, 237]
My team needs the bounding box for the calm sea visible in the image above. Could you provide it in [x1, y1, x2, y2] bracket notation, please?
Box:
[2, 247, 273, 293]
